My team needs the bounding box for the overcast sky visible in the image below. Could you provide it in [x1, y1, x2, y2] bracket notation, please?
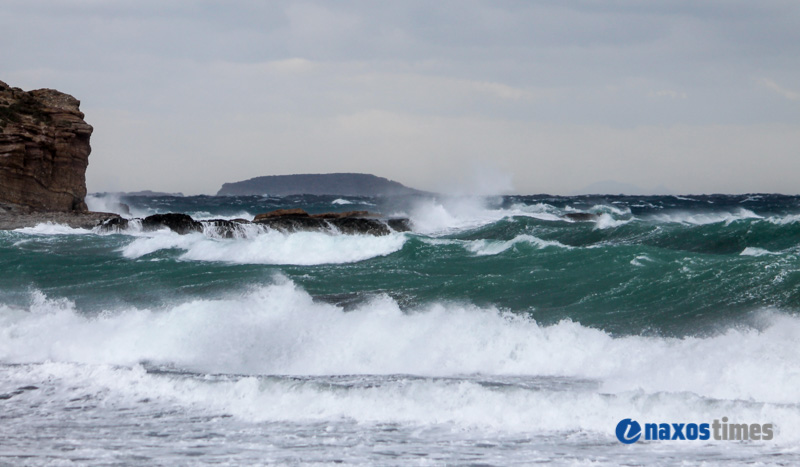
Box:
[2, 0, 799, 195]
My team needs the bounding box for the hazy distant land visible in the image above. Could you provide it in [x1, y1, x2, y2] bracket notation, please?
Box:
[217, 173, 425, 197]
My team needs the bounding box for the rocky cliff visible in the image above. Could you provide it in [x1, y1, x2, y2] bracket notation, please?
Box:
[0, 79, 93, 212]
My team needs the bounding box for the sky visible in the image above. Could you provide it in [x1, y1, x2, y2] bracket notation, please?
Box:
[2, 0, 799, 195]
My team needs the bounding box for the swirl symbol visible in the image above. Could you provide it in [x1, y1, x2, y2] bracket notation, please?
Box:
[616, 418, 642, 444]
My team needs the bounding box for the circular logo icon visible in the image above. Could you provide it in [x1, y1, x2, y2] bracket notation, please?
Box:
[616, 418, 642, 444]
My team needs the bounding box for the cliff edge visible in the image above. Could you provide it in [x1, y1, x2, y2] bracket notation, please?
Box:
[0, 79, 93, 212]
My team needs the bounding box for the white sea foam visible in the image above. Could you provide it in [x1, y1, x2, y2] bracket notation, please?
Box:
[406, 196, 505, 234]
[405, 197, 641, 236]
[740, 247, 780, 257]
[465, 234, 571, 256]
[189, 211, 254, 221]
[2, 284, 800, 407]
[406, 198, 572, 235]
[587, 204, 632, 217]
[594, 213, 633, 230]
[768, 213, 800, 225]
[650, 208, 762, 225]
[332, 198, 353, 205]
[630, 255, 654, 266]
[120, 230, 406, 265]
[13, 223, 93, 235]
[85, 193, 152, 218]
[2, 284, 800, 457]
[2, 361, 797, 444]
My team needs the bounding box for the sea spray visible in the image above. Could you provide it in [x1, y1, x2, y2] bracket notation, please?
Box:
[3, 193, 800, 465]
[2, 284, 800, 405]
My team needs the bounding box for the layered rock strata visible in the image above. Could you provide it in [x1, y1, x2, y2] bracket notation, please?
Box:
[0, 80, 94, 212]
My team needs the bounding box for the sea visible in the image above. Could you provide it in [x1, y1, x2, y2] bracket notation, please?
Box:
[1, 192, 799, 466]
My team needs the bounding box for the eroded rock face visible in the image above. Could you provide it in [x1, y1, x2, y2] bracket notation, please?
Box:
[0, 79, 93, 212]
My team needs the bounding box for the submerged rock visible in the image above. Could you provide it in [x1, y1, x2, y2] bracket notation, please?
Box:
[563, 212, 599, 222]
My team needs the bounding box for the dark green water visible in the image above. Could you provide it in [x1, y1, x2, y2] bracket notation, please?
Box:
[2, 193, 799, 336]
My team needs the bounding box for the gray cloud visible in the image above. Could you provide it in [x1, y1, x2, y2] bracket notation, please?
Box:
[2, 0, 798, 194]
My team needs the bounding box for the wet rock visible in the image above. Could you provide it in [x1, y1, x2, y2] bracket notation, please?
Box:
[253, 208, 309, 221]
[201, 219, 248, 238]
[142, 213, 202, 234]
[99, 216, 129, 232]
[563, 212, 599, 221]
[386, 218, 411, 232]
[252, 209, 409, 235]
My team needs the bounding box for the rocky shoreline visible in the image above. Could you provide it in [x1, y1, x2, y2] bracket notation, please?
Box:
[99, 209, 411, 237]
[1, 206, 411, 236]
[0, 202, 120, 230]
[0, 80, 412, 237]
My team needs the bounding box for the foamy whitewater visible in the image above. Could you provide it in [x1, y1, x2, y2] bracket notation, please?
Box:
[2, 193, 800, 465]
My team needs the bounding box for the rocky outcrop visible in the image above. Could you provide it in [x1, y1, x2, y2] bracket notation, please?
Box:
[99, 209, 412, 236]
[0, 202, 119, 230]
[252, 209, 409, 235]
[141, 213, 202, 235]
[0, 79, 94, 212]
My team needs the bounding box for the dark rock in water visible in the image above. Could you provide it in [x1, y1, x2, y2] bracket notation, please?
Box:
[333, 217, 393, 235]
[201, 219, 250, 239]
[387, 218, 411, 232]
[253, 208, 310, 221]
[99, 216, 129, 232]
[0, 201, 119, 229]
[564, 212, 599, 222]
[99, 210, 411, 236]
[255, 215, 392, 235]
[142, 213, 202, 234]
[253, 209, 410, 235]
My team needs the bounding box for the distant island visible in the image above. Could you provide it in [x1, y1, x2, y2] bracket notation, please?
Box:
[217, 173, 424, 197]
[94, 190, 185, 197]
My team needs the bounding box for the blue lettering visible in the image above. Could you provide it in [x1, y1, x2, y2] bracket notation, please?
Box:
[645, 423, 658, 440]
[658, 423, 670, 440]
[699, 423, 711, 440]
[685, 423, 698, 440]
[671, 423, 686, 440]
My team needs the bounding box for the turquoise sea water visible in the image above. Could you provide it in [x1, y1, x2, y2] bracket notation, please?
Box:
[1, 193, 799, 465]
